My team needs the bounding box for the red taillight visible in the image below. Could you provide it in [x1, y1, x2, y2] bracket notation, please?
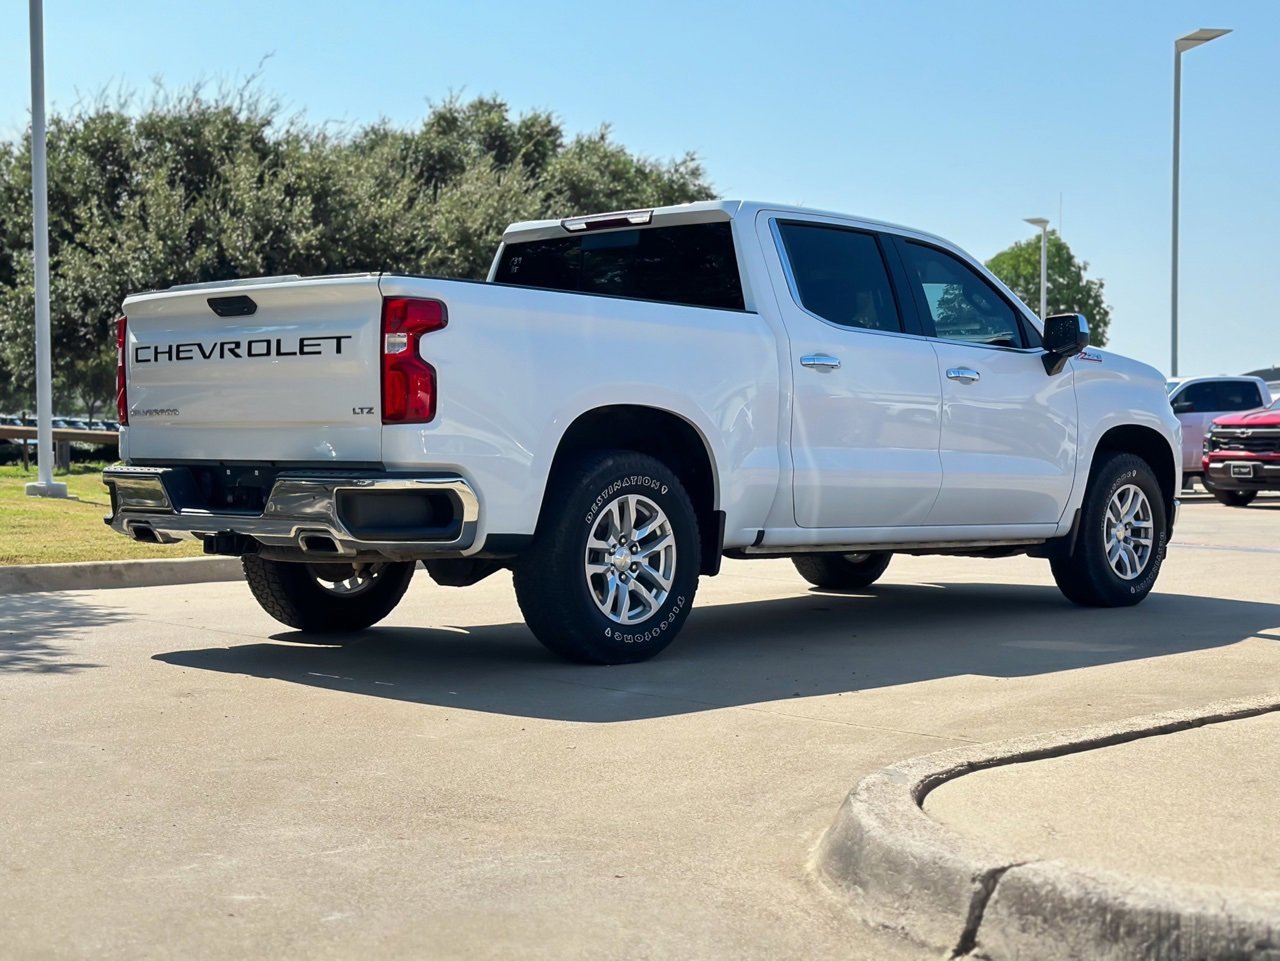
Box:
[381, 297, 447, 424]
[116, 316, 128, 426]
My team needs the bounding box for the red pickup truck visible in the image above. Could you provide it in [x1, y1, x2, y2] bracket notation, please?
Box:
[1202, 397, 1280, 506]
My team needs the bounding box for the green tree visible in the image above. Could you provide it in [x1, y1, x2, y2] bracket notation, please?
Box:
[985, 231, 1112, 346]
[0, 88, 716, 415]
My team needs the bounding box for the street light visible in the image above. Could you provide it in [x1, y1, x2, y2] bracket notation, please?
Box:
[24, 0, 65, 498]
[1171, 27, 1231, 377]
[1024, 217, 1050, 321]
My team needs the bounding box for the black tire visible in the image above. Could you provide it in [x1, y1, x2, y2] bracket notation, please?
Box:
[513, 450, 700, 664]
[1209, 487, 1257, 508]
[792, 552, 892, 590]
[1050, 452, 1168, 607]
[241, 556, 416, 632]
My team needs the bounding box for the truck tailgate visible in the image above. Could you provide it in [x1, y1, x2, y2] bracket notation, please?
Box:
[122, 275, 384, 463]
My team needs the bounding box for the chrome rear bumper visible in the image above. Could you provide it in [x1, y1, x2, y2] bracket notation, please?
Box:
[103, 465, 478, 559]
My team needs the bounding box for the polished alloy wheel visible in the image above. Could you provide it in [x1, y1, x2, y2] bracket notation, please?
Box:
[1103, 484, 1153, 580]
[583, 493, 677, 624]
[307, 562, 385, 596]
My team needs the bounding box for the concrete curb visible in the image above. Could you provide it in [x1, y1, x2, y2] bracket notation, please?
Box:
[0, 556, 244, 594]
[816, 693, 1280, 960]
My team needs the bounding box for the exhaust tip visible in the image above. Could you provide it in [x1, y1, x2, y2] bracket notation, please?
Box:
[300, 534, 340, 554]
[130, 524, 160, 544]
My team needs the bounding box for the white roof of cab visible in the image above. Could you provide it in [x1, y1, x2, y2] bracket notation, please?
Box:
[501, 199, 947, 246]
[1168, 375, 1268, 386]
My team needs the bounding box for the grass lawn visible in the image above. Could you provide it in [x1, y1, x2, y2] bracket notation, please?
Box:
[0, 464, 204, 565]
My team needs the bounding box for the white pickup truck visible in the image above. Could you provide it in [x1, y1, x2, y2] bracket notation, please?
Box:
[104, 200, 1181, 664]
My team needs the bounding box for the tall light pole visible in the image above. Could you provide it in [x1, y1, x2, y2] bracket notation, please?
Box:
[1171, 27, 1231, 377]
[1024, 217, 1050, 321]
[25, 0, 66, 497]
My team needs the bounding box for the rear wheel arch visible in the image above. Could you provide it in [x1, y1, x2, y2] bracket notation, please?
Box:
[540, 405, 723, 575]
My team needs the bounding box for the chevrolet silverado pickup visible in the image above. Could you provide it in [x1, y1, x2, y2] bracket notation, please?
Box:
[104, 201, 1182, 664]
[1202, 396, 1280, 506]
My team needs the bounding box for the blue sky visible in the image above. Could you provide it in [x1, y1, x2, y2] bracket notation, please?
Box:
[2, 0, 1277, 377]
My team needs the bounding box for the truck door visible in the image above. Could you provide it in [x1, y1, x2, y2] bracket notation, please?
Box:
[757, 213, 943, 528]
[888, 236, 1077, 527]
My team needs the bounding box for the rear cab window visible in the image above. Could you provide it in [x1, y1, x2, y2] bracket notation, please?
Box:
[492, 221, 745, 311]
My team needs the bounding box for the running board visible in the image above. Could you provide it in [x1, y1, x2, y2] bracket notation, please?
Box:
[730, 538, 1046, 557]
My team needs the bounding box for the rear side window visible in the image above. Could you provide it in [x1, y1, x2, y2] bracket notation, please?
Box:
[1218, 381, 1263, 411]
[776, 222, 903, 332]
[493, 222, 744, 311]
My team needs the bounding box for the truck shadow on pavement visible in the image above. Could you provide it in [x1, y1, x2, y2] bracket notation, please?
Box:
[0, 592, 122, 673]
[152, 582, 1280, 722]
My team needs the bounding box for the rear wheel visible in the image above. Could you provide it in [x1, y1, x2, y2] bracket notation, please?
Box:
[242, 556, 416, 632]
[1050, 453, 1167, 607]
[792, 552, 892, 590]
[513, 450, 700, 664]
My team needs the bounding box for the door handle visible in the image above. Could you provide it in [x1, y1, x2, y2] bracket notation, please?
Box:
[801, 354, 841, 370]
[946, 367, 981, 384]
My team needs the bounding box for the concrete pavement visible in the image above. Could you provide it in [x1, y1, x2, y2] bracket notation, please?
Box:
[1, 493, 1278, 959]
[922, 706, 1280, 961]
[819, 694, 1280, 960]
[0, 555, 241, 594]
[926, 709, 1280, 893]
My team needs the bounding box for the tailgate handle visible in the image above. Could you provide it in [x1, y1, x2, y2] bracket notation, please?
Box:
[207, 295, 257, 317]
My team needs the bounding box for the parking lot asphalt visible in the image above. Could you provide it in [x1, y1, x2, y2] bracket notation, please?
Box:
[2, 493, 1278, 960]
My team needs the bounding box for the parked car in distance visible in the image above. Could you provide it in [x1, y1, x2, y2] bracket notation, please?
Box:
[1167, 376, 1272, 487]
[1, 414, 37, 450]
[1201, 396, 1280, 506]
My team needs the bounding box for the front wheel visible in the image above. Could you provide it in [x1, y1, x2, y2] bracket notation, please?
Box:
[513, 450, 700, 664]
[1209, 487, 1257, 508]
[1050, 453, 1168, 607]
[793, 552, 892, 590]
[242, 556, 416, 632]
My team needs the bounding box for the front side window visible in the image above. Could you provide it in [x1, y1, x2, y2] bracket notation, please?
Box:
[901, 241, 1023, 348]
[776, 222, 903, 332]
[1172, 381, 1220, 413]
[493, 221, 744, 311]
